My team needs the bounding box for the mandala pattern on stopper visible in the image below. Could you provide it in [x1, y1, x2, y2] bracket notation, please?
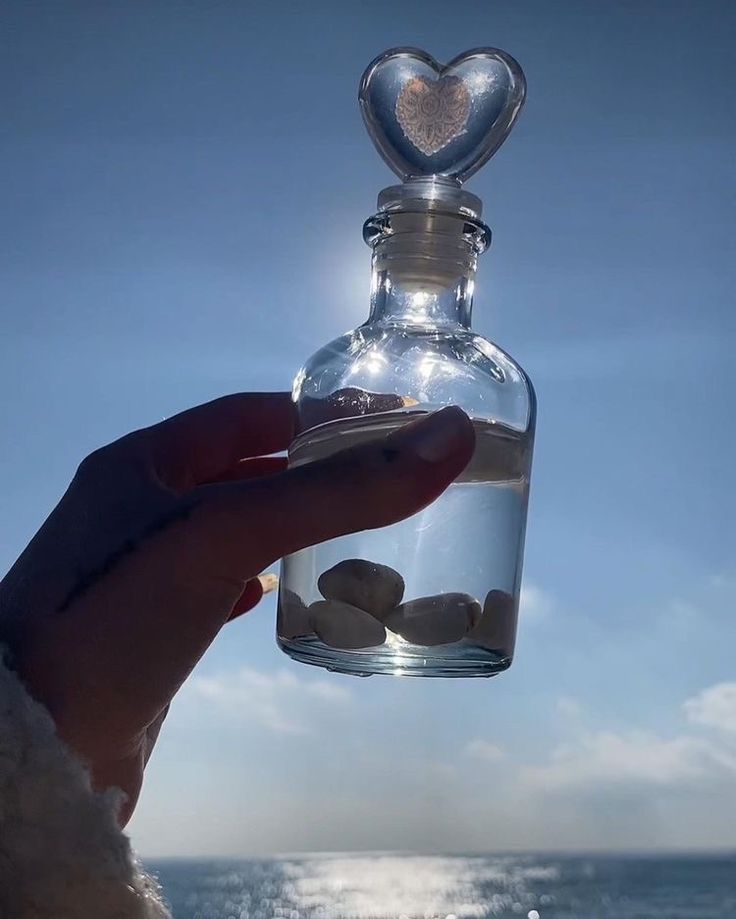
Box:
[395, 75, 471, 156]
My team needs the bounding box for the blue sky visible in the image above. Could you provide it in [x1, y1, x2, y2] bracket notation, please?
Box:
[1, 1, 734, 856]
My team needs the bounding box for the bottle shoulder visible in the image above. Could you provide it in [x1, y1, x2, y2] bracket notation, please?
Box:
[294, 323, 535, 435]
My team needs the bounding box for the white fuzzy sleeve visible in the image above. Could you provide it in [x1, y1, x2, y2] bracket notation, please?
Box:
[0, 651, 171, 919]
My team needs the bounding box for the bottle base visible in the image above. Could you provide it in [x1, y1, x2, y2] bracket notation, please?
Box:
[278, 635, 511, 678]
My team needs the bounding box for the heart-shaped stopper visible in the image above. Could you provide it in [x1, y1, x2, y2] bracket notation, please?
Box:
[359, 47, 526, 185]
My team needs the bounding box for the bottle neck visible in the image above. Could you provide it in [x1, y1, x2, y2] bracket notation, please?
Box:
[364, 209, 490, 329]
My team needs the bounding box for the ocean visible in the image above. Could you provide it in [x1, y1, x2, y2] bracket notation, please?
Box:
[148, 853, 736, 918]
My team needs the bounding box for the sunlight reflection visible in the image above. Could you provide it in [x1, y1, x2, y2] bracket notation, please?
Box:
[347, 349, 388, 378]
[383, 629, 405, 649]
[281, 854, 554, 918]
[418, 355, 443, 380]
[465, 70, 495, 92]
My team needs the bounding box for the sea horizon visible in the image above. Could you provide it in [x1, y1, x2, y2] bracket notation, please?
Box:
[145, 847, 736, 861]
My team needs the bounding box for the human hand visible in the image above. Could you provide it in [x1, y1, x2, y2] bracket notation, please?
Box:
[0, 394, 474, 825]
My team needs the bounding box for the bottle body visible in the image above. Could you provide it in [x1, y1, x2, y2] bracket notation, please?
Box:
[278, 323, 535, 677]
[278, 203, 535, 677]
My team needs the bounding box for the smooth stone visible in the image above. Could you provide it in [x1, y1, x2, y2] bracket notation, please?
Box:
[310, 599, 387, 650]
[318, 559, 404, 621]
[278, 588, 313, 639]
[384, 592, 481, 646]
[467, 589, 517, 656]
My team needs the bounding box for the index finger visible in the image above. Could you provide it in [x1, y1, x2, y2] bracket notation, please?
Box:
[138, 392, 294, 490]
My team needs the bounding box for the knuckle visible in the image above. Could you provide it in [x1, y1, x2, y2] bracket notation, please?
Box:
[75, 444, 115, 480]
[75, 432, 147, 483]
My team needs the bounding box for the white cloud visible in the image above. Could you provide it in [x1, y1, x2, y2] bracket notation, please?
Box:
[516, 682, 736, 802]
[188, 667, 351, 734]
[710, 573, 736, 590]
[555, 695, 585, 720]
[664, 598, 700, 626]
[684, 682, 736, 734]
[464, 739, 505, 763]
[520, 583, 553, 619]
[521, 730, 735, 791]
[137, 674, 736, 856]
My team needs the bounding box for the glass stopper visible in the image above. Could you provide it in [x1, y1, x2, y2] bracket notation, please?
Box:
[359, 46, 526, 213]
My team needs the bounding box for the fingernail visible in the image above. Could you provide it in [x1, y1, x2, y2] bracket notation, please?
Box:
[258, 572, 279, 594]
[402, 407, 472, 463]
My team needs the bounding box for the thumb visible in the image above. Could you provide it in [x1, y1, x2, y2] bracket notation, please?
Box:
[197, 406, 476, 574]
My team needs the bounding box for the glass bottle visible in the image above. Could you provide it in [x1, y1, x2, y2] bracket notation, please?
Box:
[277, 47, 535, 677]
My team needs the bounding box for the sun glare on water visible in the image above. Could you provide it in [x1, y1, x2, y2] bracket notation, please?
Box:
[279, 854, 553, 918]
